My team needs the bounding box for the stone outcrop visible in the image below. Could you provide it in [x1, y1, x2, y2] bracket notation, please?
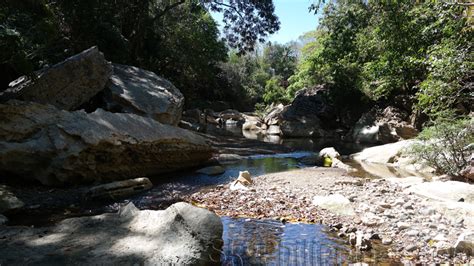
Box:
[0, 101, 213, 186]
[350, 106, 418, 144]
[103, 64, 184, 126]
[0, 202, 223, 265]
[279, 87, 335, 137]
[0, 46, 112, 110]
[0, 185, 24, 213]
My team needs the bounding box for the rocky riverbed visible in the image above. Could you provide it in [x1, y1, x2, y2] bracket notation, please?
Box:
[184, 167, 474, 264]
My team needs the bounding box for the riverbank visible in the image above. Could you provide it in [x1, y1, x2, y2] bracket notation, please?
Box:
[184, 167, 474, 264]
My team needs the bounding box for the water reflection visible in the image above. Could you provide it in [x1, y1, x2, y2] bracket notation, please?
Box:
[220, 217, 350, 265]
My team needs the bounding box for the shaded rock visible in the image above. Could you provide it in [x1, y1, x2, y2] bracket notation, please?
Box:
[0, 185, 24, 213]
[460, 154, 474, 182]
[350, 106, 418, 144]
[0, 202, 223, 265]
[0, 46, 112, 110]
[312, 194, 355, 215]
[0, 214, 7, 225]
[86, 177, 153, 200]
[102, 64, 184, 125]
[0, 101, 213, 186]
[219, 109, 243, 121]
[279, 86, 333, 137]
[179, 119, 205, 132]
[298, 154, 323, 166]
[196, 165, 225, 176]
[454, 231, 474, 256]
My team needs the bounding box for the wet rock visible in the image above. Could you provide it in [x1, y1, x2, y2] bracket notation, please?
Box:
[0, 202, 223, 264]
[312, 194, 355, 216]
[0, 185, 24, 213]
[196, 165, 225, 176]
[0, 46, 112, 110]
[0, 101, 213, 186]
[102, 64, 184, 125]
[86, 177, 153, 200]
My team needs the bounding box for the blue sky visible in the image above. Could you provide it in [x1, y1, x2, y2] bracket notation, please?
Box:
[211, 0, 321, 44]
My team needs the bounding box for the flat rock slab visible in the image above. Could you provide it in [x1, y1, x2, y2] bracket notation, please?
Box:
[86, 177, 153, 200]
[0, 46, 112, 110]
[0, 202, 223, 265]
[0, 101, 213, 186]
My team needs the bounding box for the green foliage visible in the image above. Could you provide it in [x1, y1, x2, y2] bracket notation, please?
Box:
[0, 0, 280, 108]
[288, 1, 472, 120]
[410, 117, 473, 177]
[263, 76, 288, 105]
[220, 42, 297, 109]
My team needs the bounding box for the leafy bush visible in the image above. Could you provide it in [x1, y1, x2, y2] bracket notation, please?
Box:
[410, 117, 473, 178]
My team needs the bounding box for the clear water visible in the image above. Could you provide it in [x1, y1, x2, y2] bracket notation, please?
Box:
[219, 217, 352, 265]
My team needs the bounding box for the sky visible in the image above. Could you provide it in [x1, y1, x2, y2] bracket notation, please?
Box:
[211, 0, 321, 45]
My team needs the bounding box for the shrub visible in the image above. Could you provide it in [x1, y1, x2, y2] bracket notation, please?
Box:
[409, 117, 473, 178]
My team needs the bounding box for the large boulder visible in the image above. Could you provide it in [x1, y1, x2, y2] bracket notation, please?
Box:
[0, 202, 223, 265]
[0, 47, 112, 110]
[0, 101, 213, 186]
[351, 106, 418, 144]
[279, 86, 334, 137]
[103, 64, 184, 126]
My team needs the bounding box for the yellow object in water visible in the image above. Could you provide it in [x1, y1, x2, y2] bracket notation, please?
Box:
[323, 156, 332, 167]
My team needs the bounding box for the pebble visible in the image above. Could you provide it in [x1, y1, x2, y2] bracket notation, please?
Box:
[397, 222, 410, 230]
[382, 237, 392, 245]
[405, 230, 419, 236]
[405, 244, 418, 252]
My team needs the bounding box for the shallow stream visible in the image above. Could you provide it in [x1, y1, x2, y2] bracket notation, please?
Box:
[7, 133, 415, 264]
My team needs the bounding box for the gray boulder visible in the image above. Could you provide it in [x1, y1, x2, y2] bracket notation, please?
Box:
[103, 64, 184, 126]
[279, 87, 334, 137]
[0, 101, 213, 186]
[0, 185, 24, 213]
[351, 106, 418, 144]
[0, 202, 223, 265]
[0, 47, 112, 110]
